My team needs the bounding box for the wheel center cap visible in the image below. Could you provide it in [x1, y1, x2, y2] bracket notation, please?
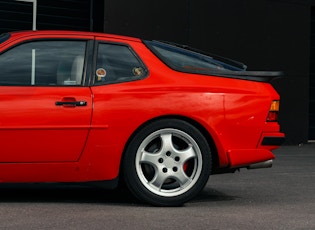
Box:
[164, 157, 175, 168]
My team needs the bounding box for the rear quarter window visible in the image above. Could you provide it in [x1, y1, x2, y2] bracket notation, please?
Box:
[144, 40, 245, 74]
[94, 42, 148, 85]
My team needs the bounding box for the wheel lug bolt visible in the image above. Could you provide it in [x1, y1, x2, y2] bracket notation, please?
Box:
[166, 151, 171, 157]
[162, 168, 168, 173]
[158, 158, 164, 163]
[175, 156, 180, 162]
[173, 167, 178, 172]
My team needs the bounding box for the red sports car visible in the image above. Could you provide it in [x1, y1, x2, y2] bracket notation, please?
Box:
[0, 31, 284, 206]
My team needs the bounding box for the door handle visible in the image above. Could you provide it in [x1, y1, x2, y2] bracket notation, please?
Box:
[55, 101, 87, 107]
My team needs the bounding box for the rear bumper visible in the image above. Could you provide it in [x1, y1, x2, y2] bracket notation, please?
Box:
[227, 149, 276, 168]
[227, 132, 285, 168]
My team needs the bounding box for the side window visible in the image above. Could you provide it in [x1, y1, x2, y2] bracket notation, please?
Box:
[95, 43, 147, 85]
[0, 40, 86, 86]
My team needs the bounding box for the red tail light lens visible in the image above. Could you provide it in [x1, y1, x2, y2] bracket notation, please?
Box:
[267, 100, 280, 122]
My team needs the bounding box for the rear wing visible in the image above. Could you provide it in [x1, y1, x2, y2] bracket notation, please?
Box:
[206, 70, 284, 83]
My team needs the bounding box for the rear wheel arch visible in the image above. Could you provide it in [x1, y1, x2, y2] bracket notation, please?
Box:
[121, 115, 219, 172]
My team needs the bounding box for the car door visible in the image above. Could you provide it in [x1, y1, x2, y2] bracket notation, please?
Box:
[0, 38, 93, 162]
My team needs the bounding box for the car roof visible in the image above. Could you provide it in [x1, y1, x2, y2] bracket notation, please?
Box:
[7, 30, 142, 43]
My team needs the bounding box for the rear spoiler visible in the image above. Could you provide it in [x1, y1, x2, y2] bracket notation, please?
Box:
[208, 70, 284, 83]
[166, 66, 283, 83]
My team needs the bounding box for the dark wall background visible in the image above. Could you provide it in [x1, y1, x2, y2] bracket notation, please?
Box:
[310, 6, 315, 140]
[102, 0, 311, 144]
[103, 0, 190, 43]
[0, 0, 91, 32]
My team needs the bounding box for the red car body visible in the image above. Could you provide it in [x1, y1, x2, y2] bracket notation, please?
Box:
[0, 31, 284, 206]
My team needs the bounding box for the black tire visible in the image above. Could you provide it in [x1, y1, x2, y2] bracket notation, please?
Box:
[123, 119, 212, 206]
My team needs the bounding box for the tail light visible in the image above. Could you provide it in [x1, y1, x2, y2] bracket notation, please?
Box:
[267, 100, 280, 122]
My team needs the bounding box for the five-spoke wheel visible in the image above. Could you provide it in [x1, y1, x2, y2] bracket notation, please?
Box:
[123, 119, 212, 206]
